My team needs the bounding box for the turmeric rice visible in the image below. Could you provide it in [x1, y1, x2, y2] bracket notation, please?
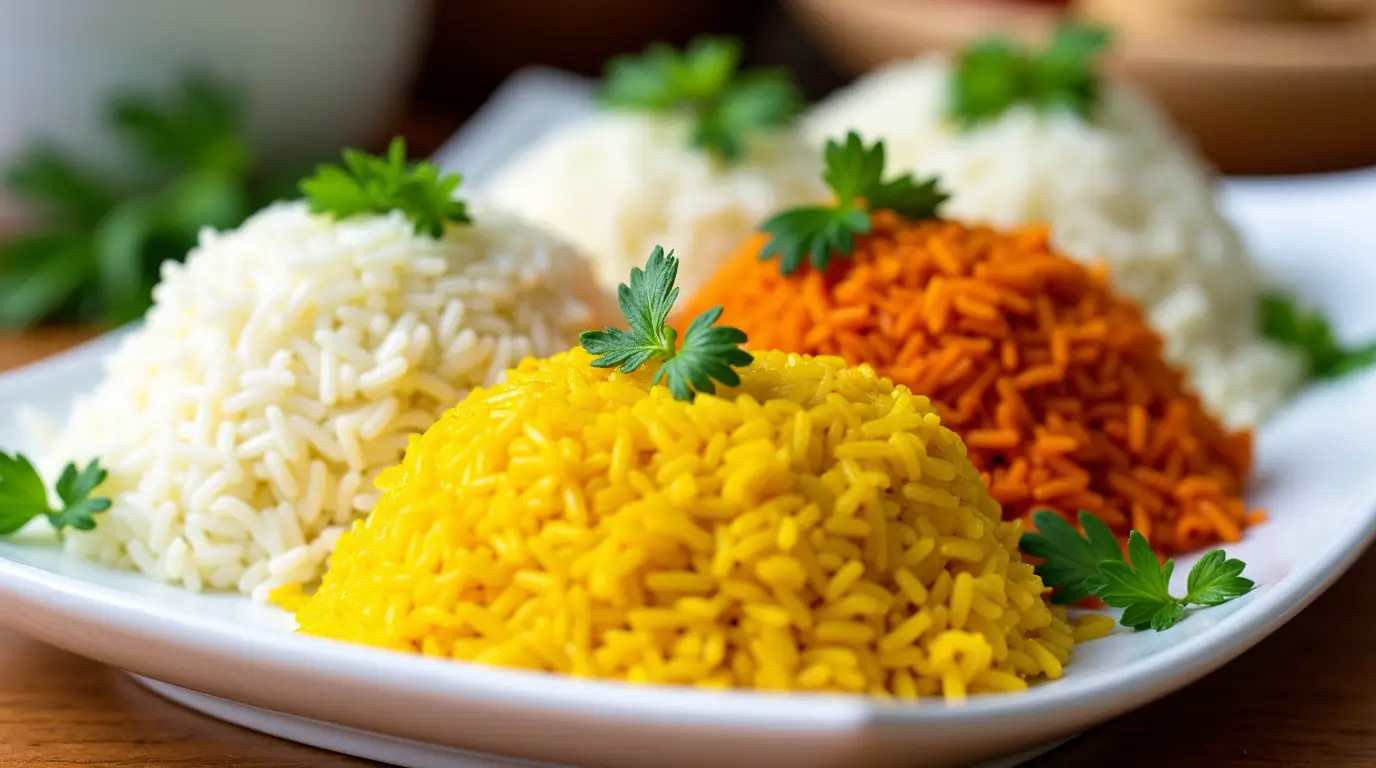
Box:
[678, 213, 1257, 555]
[291, 347, 1076, 699]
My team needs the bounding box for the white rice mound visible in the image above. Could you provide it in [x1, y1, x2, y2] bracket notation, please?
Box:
[487, 112, 828, 300]
[48, 200, 613, 601]
[802, 56, 1305, 428]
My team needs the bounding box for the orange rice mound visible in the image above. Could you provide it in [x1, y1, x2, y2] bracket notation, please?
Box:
[678, 212, 1258, 554]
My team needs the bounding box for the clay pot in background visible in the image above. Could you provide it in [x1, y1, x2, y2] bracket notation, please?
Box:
[1149, 0, 1310, 22]
[1077, 0, 1376, 174]
[414, 0, 771, 117]
[784, 0, 1376, 175]
[1083, 0, 1370, 29]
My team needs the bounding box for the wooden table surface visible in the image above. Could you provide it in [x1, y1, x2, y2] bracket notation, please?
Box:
[2, 332, 1374, 767]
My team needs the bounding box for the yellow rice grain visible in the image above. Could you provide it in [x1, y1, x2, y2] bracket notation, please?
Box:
[1073, 613, 1118, 642]
[291, 348, 1075, 700]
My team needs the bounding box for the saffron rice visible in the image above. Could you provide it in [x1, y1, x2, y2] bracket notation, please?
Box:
[678, 213, 1258, 555]
[290, 348, 1075, 700]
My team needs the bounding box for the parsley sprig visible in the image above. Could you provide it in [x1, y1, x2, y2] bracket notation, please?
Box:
[1259, 293, 1376, 380]
[1020, 510, 1254, 632]
[950, 21, 1112, 130]
[300, 137, 470, 238]
[758, 132, 948, 275]
[0, 452, 111, 536]
[1019, 509, 1122, 605]
[580, 246, 752, 401]
[600, 36, 803, 163]
[0, 74, 275, 329]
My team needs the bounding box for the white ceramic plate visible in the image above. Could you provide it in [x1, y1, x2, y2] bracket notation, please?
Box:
[2, 68, 1376, 768]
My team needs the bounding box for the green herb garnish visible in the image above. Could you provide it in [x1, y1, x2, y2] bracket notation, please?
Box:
[0, 75, 271, 329]
[1021, 509, 1254, 632]
[580, 245, 752, 401]
[1259, 293, 1376, 380]
[1018, 509, 1123, 605]
[950, 21, 1112, 130]
[0, 453, 111, 535]
[600, 36, 803, 163]
[299, 137, 469, 239]
[758, 132, 947, 275]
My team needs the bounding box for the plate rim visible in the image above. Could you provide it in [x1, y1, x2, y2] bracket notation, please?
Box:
[4, 62, 1376, 756]
[0, 327, 1374, 733]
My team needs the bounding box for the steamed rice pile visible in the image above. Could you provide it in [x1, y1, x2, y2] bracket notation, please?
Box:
[487, 114, 827, 301]
[290, 348, 1087, 699]
[47, 201, 611, 601]
[801, 57, 1305, 427]
[680, 214, 1258, 555]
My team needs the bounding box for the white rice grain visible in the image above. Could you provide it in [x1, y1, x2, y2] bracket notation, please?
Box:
[163, 537, 190, 581]
[488, 113, 829, 301]
[302, 460, 328, 528]
[802, 56, 1305, 426]
[358, 397, 400, 442]
[45, 201, 613, 601]
[209, 563, 245, 590]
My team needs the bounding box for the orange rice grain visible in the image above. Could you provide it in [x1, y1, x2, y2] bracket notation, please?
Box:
[678, 213, 1257, 554]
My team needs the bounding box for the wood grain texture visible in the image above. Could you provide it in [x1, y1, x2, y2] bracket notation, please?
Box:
[0, 329, 102, 372]
[0, 630, 373, 768]
[2, 334, 1373, 767]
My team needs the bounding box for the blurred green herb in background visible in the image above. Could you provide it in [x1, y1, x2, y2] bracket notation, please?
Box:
[0, 75, 292, 329]
[600, 36, 803, 165]
[1259, 293, 1376, 380]
[950, 21, 1112, 130]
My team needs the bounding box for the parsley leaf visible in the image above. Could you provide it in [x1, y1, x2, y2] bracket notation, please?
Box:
[950, 21, 1112, 130]
[1021, 512, 1255, 633]
[6, 147, 119, 228]
[1086, 532, 1181, 631]
[0, 453, 55, 535]
[600, 36, 802, 163]
[51, 459, 113, 532]
[581, 244, 681, 373]
[580, 245, 752, 401]
[758, 132, 948, 275]
[950, 38, 1028, 130]
[300, 137, 469, 238]
[1184, 549, 1255, 606]
[603, 37, 734, 109]
[0, 74, 269, 330]
[110, 73, 249, 178]
[657, 306, 752, 400]
[1258, 292, 1376, 380]
[1031, 22, 1112, 117]
[1019, 509, 1122, 605]
[0, 453, 111, 535]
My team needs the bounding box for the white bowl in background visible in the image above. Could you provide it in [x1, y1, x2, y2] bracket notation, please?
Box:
[0, 0, 430, 223]
[0, 70, 1375, 768]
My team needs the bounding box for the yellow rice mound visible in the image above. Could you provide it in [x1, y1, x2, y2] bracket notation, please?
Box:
[290, 348, 1076, 700]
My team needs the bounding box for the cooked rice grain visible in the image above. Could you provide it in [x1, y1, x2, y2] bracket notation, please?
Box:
[488, 113, 827, 301]
[292, 348, 1074, 700]
[802, 57, 1305, 427]
[48, 201, 612, 600]
[679, 215, 1257, 555]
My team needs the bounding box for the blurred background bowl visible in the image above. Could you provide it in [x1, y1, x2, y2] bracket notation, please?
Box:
[0, 0, 430, 225]
[784, 0, 1376, 175]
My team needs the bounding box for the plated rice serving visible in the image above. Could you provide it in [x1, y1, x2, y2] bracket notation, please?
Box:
[288, 251, 1088, 700]
[10, 24, 1369, 712]
[681, 133, 1258, 555]
[801, 27, 1305, 428]
[32, 143, 611, 600]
